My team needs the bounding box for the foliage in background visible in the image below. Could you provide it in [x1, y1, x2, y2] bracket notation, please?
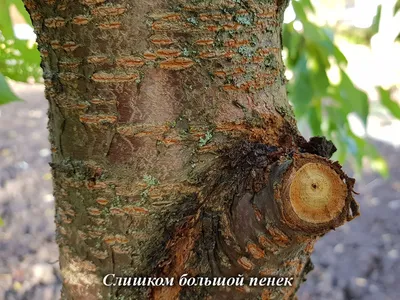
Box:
[284, 0, 400, 177]
[0, 0, 41, 105]
[1, 0, 400, 177]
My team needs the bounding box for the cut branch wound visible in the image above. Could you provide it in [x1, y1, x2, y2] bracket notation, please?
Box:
[154, 140, 359, 299]
[288, 162, 346, 224]
[275, 153, 359, 234]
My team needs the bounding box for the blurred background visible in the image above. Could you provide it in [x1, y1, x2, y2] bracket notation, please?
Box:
[0, 0, 399, 299]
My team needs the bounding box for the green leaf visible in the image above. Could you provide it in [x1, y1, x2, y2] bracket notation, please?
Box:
[283, 1, 390, 178]
[308, 103, 322, 135]
[307, 54, 330, 97]
[303, 22, 335, 56]
[7, 0, 32, 25]
[284, 26, 303, 66]
[0, 217, 4, 227]
[302, 21, 325, 45]
[378, 86, 400, 119]
[337, 70, 369, 125]
[14, 39, 41, 65]
[305, 40, 330, 70]
[394, 0, 400, 15]
[370, 156, 389, 178]
[292, 0, 309, 22]
[289, 54, 314, 117]
[347, 130, 365, 170]
[371, 5, 382, 35]
[330, 129, 348, 164]
[300, 0, 316, 13]
[0, 37, 42, 82]
[333, 44, 348, 66]
[326, 104, 348, 125]
[0, 0, 41, 83]
[364, 142, 389, 178]
[347, 129, 389, 178]
[0, 0, 14, 39]
[0, 73, 21, 105]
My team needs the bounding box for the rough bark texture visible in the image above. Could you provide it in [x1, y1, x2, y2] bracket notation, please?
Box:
[23, 0, 359, 299]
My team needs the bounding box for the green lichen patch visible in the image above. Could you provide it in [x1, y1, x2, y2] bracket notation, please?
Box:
[199, 131, 213, 147]
[264, 53, 278, 69]
[143, 174, 159, 187]
[250, 34, 259, 47]
[234, 14, 253, 26]
[238, 46, 255, 57]
[187, 16, 199, 25]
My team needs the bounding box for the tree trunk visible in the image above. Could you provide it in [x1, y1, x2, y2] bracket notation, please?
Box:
[23, 0, 359, 299]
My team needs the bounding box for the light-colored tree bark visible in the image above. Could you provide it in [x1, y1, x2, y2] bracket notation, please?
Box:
[23, 0, 359, 299]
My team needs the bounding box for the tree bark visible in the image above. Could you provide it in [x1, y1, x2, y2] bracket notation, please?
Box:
[23, 0, 359, 299]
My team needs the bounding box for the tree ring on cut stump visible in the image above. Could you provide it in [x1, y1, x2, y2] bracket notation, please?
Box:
[289, 162, 346, 223]
[275, 153, 351, 234]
